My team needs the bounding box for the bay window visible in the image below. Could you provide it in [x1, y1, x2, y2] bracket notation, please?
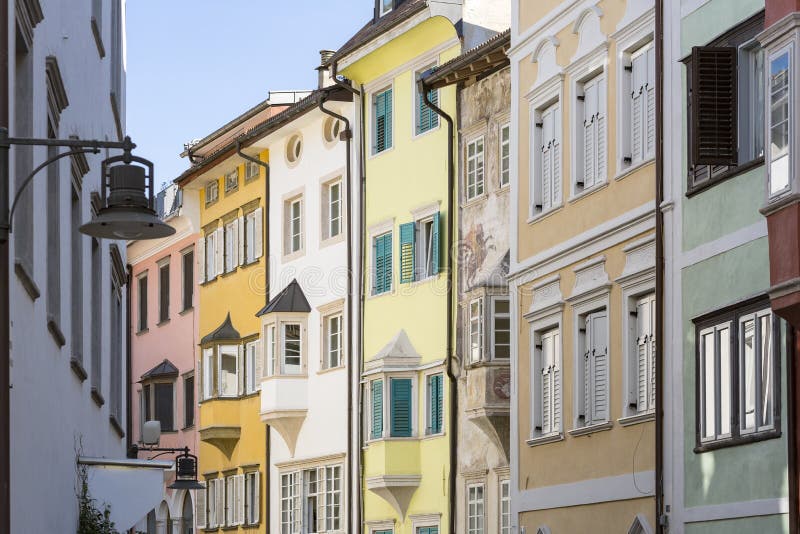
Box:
[768, 48, 791, 197]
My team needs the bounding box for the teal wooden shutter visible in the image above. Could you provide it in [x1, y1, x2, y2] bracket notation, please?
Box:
[375, 88, 393, 153]
[390, 378, 412, 437]
[384, 89, 393, 149]
[417, 87, 439, 134]
[373, 237, 383, 294]
[399, 222, 415, 283]
[429, 374, 443, 434]
[431, 211, 441, 275]
[381, 233, 392, 293]
[371, 380, 383, 439]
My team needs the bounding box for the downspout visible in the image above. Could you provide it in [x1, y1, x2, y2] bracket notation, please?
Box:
[330, 61, 365, 533]
[235, 139, 271, 527]
[0, 0, 10, 530]
[654, 0, 665, 532]
[420, 78, 457, 534]
[318, 94, 356, 533]
[126, 265, 133, 457]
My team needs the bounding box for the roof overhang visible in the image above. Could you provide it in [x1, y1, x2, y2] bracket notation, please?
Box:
[421, 29, 510, 90]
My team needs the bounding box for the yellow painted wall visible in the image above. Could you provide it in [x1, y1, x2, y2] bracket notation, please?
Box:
[195, 149, 270, 533]
[519, 497, 656, 533]
[340, 14, 459, 534]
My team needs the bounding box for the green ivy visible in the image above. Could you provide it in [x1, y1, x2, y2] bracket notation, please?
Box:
[76, 464, 118, 534]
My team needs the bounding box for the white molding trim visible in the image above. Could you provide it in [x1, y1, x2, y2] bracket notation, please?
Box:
[516, 471, 655, 512]
[337, 10, 430, 71]
[680, 220, 768, 269]
[683, 498, 789, 523]
[680, 0, 711, 18]
[509, 0, 600, 59]
[362, 37, 461, 95]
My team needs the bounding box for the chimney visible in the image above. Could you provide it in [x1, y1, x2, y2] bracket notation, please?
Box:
[317, 50, 336, 89]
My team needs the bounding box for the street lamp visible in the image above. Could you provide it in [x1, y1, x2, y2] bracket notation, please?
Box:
[130, 421, 203, 491]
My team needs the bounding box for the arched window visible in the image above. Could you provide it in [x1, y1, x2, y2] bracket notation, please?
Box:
[182, 492, 194, 534]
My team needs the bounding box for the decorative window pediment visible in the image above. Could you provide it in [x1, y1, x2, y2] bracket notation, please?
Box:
[365, 330, 421, 371]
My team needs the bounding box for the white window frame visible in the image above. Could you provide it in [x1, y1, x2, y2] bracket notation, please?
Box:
[281, 322, 303, 376]
[379, 0, 392, 17]
[217, 344, 239, 398]
[530, 98, 562, 217]
[202, 347, 214, 399]
[205, 180, 219, 205]
[280, 471, 300, 534]
[768, 44, 793, 199]
[205, 230, 217, 281]
[573, 306, 610, 429]
[285, 195, 304, 257]
[244, 470, 260, 526]
[324, 464, 343, 531]
[323, 313, 343, 370]
[423, 370, 445, 436]
[500, 123, 510, 188]
[499, 479, 510, 534]
[468, 297, 484, 364]
[324, 178, 343, 241]
[466, 136, 485, 201]
[572, 69, 607, 196]
[467, 483, 485, 534]
[491, 296, 511, 360]
[738, 309, 777, 435]
[529, 314, 563, 443]
[415, 215, 436, 281]
[224, 168, 239, 193]
[245, 210, 257, 264]
[265, 323, 277, 377]
[245, 160, 260, 181]
[224, 220, 237, 273]
[245, 339, 260, 394]
[698, 322, 734, 444]
[740, 40, 766, 164]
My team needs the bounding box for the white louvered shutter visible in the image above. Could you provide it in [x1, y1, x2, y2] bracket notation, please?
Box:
[540, 330, 559, 434]
[196, 481, 207, 529]
[215, 228, 224, 276]
[650, 297, 656, 411]
[237, 216, 245, 266]
[236, 474, 245, 525]
[197, 238, 206, 284]
[254, 340, 263, 391]
[589, 311, 608, 424]
[631, 49, 648, 164]
[206, 233, 215, 281]
[636, 297, 649, 411]
[645, 45, 656, 159]
[541, 357, 551, 434]
[253, 207, 263, 259]
[582, 80, 597, 188]
[583, 345, 591, 424]
[552, 104, 561, 205]
[552, 331, 561, 432]
[207, 479, 216, 528]
[252, 471, 260, 523]
[237, 344, 244, 396]
[596, 77, 607, 183]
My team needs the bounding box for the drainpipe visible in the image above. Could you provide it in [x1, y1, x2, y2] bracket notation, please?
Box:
[235, 139, 271, 527]
[420, 78, 457, 534]
[1, 0, 9, 530]
[126, 265, 133, 457]
[318, 93, 357, 533]
[330, 61, 365, 533]
[654, 0, 665, 532]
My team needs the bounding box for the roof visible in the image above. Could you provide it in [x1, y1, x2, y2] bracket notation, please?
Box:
[175, 86, 352, 187]
[421, 29, 510, 90]
[328, 0, 428, 66]
[256, 279, 311, 316]
[140, 359, 179, 381]
[200, 313, 241, 345]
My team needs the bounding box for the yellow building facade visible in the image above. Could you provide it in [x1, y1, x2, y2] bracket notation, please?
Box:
[331, 2, 462, 532]
[177, 101, 281, 531]
[509, 1, 657, 532]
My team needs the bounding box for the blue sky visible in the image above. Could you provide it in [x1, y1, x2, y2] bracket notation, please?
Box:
[125, 1, 371, 189]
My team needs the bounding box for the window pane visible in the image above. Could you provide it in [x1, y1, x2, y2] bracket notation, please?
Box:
[760, 314, 774, 427]
[702, 331, 716, 439]
[154, 382, 174, 431]
[184, 376, 194, 428]
[719, 327, 731, 436]
[182, 251, 193, 310]
[742, 317, 757, 430]
[770, 51, 790, 195]
[219, 349, 238, 396]
[752, 47, 765, 158]
[283, 324, 301, 374]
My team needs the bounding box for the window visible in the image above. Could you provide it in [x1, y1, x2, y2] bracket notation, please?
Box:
[379, 0, 393, 17]
[286, 134, 303, 164]
[323, 116, 342, 144]
[533, 328, 561, 437]
[282, 323, 302, 375]
[399, 213, 440, 284]
[70, 185, 84, 367]
[265, 325, 276, 377]
[182, 250, 193, 311]
[323, 180, 342, 240]
[418, 528, 439, 534]
[141, 382, 174, 432]
[626, 42, 655, 168]
[416, 67, 439, 135]
[207, 478, 220, 528]
[225, 168, 239, 193]
[324, 465, 342, 531]
[696, 300, 781, 449]
[205, 229, 220, 281]
[373, 232, 392, 295]
[205, 180, 219, 205]
[500, 123, 510, 187]
[685, 14, 765, 192]
[285, 197, 303, 255]
[244, 207, 263, 264]
[492, 298, 511, 359]
[245, 471, 260, 525]
[280, 472, 299, 534]
[373, 87, 393, 154]
[158, 261, 169, 323]
[370, 379, 384, 439]
[768, 48, 791, 197]
[390, 377, 413, 437]
[629, 294, 656, 415]
[218, 345, 239, 397]
[137, 273, 148, 331]
[324, 314, 343, 369]
[302, 468, 321, 532]
[202, 348, 214, 399]
[577, 310, 608, 427]
[469, 298, 484, 363]
[280, 465, 341, 533]
[467, 483, 485, 534]
[91, 239, 102, 396]
[224, 220, 238, 273]
[245, 340, 262, 394]
[576, 73, 606, 192]
[196, 481, 207, 529]
[532, 101, 562, 215]
[226, 475, 236, 527]
[184, 374, 194, 428]
[466, 137, 485, 200]
[500, 480, 510, 534]
[426, 373, 443, 435]
[245, 160, 260, 182]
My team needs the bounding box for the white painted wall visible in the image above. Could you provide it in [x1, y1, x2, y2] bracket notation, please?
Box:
[253, 97, 355, 533]
[8, 1, 130, 532]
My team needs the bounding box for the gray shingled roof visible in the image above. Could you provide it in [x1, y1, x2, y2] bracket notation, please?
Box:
[256, 279, 311, 317]
[140, 359, 179, 381]
[200, 312, 241, 345]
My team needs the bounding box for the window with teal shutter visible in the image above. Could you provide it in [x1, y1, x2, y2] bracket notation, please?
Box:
[417, 85, 439, 135]
[431, 211, 441, 275]
[417, 527, 439, 534]
[373, 233, 392, 295]
[399, 222, 415, 283]
[390, 378, 412, 437]
[374, 87, 393, 154]
[371, 379, 383, 439]
[428, 373, 443, 434]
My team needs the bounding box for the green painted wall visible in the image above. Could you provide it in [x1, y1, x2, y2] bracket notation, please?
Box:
[686, 514, 789, 534]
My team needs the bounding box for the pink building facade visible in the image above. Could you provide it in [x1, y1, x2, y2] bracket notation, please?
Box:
[129, 184, 201, 533]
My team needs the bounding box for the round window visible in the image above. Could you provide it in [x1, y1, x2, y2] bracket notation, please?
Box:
[286, 134, 303, 164]
[323, 117, 341, 144]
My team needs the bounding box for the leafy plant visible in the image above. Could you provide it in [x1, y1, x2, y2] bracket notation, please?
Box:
[76, 437, 119, 534]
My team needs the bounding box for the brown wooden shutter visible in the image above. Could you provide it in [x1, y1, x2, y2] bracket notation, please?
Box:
[691, 46, 738, 165]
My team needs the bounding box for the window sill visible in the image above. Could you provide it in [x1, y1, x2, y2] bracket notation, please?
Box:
[686, 157, 764, 198]
[91, 387, 105, 408]
[135, 328, 149, 336]
[282, 250, 306, 263]
[402, 274, 440, 289]
[568, 181, 609, 204]
[421, 432, 445, 441]
[463, 192, 488, 208]
[366, 436, 420, 444]
[568, 421, 613, 437]
[109, 415, 125, 438]
[182, 424, 196, 431]
[70, 357, 88, 382]
[526, 204, 563, 225]
[368, 289, 394, 300]
[614, 157, 655, 182]
[220, 269, 237, 279]
[179, 307, 193, 316]
[694, 428, 781, 453]
[464, 359, 510, 370]
[204, 199, 219, 209]
[369, 145, 395, 160]
[618, 411, 655, 427]
[526, 432, 564, 447]
[14, 260, 40, 301]
[47, 317, 66, 347]
[317, 365, 345, 376]
[412, 123, 441, 140]
[224, 186, 239, 197]
[200, 277, 218, 286]
[320, 233, 346, 249]
[156, 319, 170, 327]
